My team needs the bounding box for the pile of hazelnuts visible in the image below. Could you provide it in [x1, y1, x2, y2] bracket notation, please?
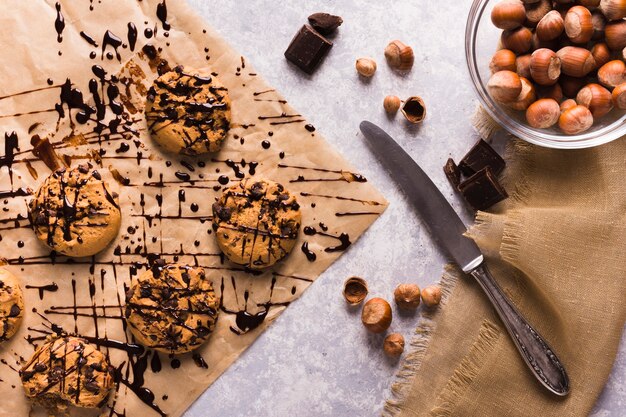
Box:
[488, 0, 626, 134]
[343, 277, 441, 358]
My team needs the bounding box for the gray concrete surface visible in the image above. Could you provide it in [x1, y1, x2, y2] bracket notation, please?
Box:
[184, 1, 626, 416]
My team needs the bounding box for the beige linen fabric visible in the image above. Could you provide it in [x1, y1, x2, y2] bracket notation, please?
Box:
[385, 130, 626, 416]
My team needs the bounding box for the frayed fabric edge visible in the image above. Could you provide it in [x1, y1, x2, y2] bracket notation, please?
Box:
[471, 106, 501, 141]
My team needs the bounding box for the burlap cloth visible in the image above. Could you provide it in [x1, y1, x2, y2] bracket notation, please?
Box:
[384, 111, 626, 417]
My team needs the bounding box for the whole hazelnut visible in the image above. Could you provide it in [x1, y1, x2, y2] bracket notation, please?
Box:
[576, 83, 613, 118]
[356, 57, 377, 77]
[612, 82, 626, 109]
[421, 285, 442, 308]
[506, 77, 537, 110]
[516, 54, 532, 79]
[604, 20, 626, 50]
[361, 298, 392, 333]
[384, 40, 414, 71]
[556, 46, 596, 77]
[383, 333, 405, 357]
[383, 95, 401, 114]
[597, 60, 626, 88]
[591, 10, 607, 40]
[524, 0, 552, 26]
[536, 10, 564, 41]
[564, 6, 594, 44]
[393, 284, 421, 309]
[599, 0, 626, 21]
[526, 98, 561, 128]
[591, 43, 611, 69]
[487, 70, 522, 103]
[530, 48, 561, 86]
[560, 98, 577, 112]
[491, 0, 527, 30]
[490, 49, 517, 73]
[558, 105, 594, 134]
[501, 26, 533, 54]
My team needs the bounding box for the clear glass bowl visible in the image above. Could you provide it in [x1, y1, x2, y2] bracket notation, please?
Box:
[465, 0, 626, 149]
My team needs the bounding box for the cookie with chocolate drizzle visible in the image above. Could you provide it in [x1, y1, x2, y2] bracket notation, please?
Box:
[145, 66, 231, 155]
[124, 262, 220, 354]
[28, 163, 122, 257]
[0, 269, 24, 342]
[20, 335, 114, 410]
[213, 179, 302, 270]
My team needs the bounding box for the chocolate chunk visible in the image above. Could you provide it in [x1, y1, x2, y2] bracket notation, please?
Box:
[458, 139, 505, 177]
[284, 24, 333, 74]
[458, 167, 508, 211]
[444, 158, 461, 188]
[9, 304, 21, 317]
[308, 13, 343, 35]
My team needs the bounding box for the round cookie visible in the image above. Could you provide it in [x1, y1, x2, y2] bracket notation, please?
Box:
[28, 163, 121, 257]
[125, 262, 220, 354]
[212, 179, 302, 270]
[145, 66, 231, 155]
[20, 336, 114, 410]
[0, 269, 24, 342]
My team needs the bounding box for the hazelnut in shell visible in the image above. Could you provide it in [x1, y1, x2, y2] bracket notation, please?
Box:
[356, 58, 377, 77]
[421, 285, 442, 308]
[591, 43, 611, 70]
[507, 77, 537, 110]
[501, 26, 533, 53]
[591, 10, 607, 41]
[526, 98, 561, 128]
[597, 60, 626, 88]
[516, 54, 532, 79]
[604, 20, 626, 50]
[343, 277, 368, 305]
[383, 333, 405, 357]
[490, 49, 517, 73]
[487, 70, 523, 103]
[384, 40, 414, 71]
[558, 105, 593, 134]
[556, 46, 595, 77]
[599, 0, 626, 21]
[361, 298, 392, 333]
[564, 6, 594, 44]
[560, 98, 577, 112]
[524, 0, 553, 26]
[611, 83, 626, 108]
[383, 95, 401, 114]
[393, 284, 421, 310]
[536, 10, 564, 41]
[491, 0, 527, 30]
[576, 83, 613, 118]
[530, 48, 561, 86]
[401, 96, 426, 124]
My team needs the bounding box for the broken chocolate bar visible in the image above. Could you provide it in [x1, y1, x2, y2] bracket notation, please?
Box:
[458, 167, 508, 211]
[284, 24, 333, 74]
[308, 13, 343, 35]
[444, 158, 461, 188]
[458, 139, 505, 177]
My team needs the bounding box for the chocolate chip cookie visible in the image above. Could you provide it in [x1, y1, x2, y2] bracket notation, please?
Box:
[0, 269, 24, 342]
[20, 336, 114, 410]
[212, 179, 301, 270]
[125, 262, 220, 354]
[28, 163, 122, 257]
[145, 66, 231, 155]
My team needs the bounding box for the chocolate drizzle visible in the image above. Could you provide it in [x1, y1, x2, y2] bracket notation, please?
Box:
[102, 30, 123, 62]
[25, 282, 59, 300]
[156, 0, 171, 31]
[54, 2, 65, 43]
[127, 22, 138, 52]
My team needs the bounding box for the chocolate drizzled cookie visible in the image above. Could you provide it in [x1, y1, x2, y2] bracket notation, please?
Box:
[212, 179, 302, 270]
[145, 66, 231, 155]
[20, 336, 114, 410]
[28, 163, 122, 257]
[0, 269, 24, 342]
[124, 263, 220, 354]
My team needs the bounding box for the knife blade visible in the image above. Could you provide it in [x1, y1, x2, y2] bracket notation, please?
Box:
[360, 120, 569, 396]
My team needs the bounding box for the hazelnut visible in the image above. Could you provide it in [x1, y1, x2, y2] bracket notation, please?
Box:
[383, 95, 401, 114]
[524, 0, 553, 26]
[383, 333, 405, 357]
[536, 83, 563, 101]
[490, 49, 517, 73]
[356, 57, 377, 77]
[558, 104, 594, 134]
[576, 83, 613, 117]
[598, 60, 626, 88]
[560, 74, 588, 97]
[487, 70, 523, 102]
[516, 54, 532, 78]
[591, 11, 607, 41]
[401, 96, 426, 123]
[560, 98, 578, 112]
[604, 20, 626, 50]
[536, 10, 564, 41]
[393, 283, 421, 309]
[611, 82, 626, 108]
[530, 48, 561, 86]
[421, 285, 442, 308]
[507, 77, 537, 110]
[599, 0, 626, 21]
[526, 98, 560, 128]
[556, 46, 595, 77]
[343, 277, 368, 305]
[591, 43, 611, 70]
[491, 0, 527, 30]
[361, 298, 392, 333]
[564, 6, 594, 44]
[501, 26, 533, 53]
[384, 40, 414, 71]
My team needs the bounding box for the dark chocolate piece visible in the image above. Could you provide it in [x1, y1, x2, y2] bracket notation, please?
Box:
[458, 139, 505, 177]
[284, 24, 333, 74]
[308, 13, 343, 35]
[444, 158, 461, 188]
[458, 167, 508, 211]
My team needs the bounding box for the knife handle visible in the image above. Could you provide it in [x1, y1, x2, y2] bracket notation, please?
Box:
[469, 264, 570, 396]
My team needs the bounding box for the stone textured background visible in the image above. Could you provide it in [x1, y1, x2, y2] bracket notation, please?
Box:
[184, 1, 625, 415]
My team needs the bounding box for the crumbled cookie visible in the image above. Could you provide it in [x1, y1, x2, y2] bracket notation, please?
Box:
[0, 269, 24, 342]
[212, 179, 301, 269]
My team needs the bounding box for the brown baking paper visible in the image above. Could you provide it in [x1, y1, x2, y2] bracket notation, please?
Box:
[0, 1, 387, 416]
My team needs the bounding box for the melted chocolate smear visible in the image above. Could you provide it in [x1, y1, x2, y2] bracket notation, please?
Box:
[127, 22, 138, 52]
[114, 357, 167, 417]
[31, 134, 63, 172]
[156, 0, 171, 31]
[54, 2, 65, 42]
[302, 226, 351, 253]
[79, 31, 98, 47]
[150, 351, 162, 373]
[301, 242, 316, 262]
[0, 132, 19, 185]
[25, 282, 59, 300]
[305, 124, 316, 132]
[233, 309, 268, 334]
[192, 353, 208, 369]
[144, 27, 154, 38]
[102, 30, 123, 62]
[0, 188, 31, 199]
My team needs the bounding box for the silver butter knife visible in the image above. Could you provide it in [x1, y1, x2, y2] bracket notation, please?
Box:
[360, 120, 569, 396]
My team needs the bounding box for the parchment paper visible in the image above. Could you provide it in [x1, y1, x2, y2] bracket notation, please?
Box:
[0, 1, 387, 416]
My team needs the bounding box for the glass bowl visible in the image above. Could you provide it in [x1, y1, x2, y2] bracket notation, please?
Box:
[465, 0, 626, 149]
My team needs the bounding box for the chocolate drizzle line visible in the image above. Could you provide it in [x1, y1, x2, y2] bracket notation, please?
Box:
[54, 2, 65, 43]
